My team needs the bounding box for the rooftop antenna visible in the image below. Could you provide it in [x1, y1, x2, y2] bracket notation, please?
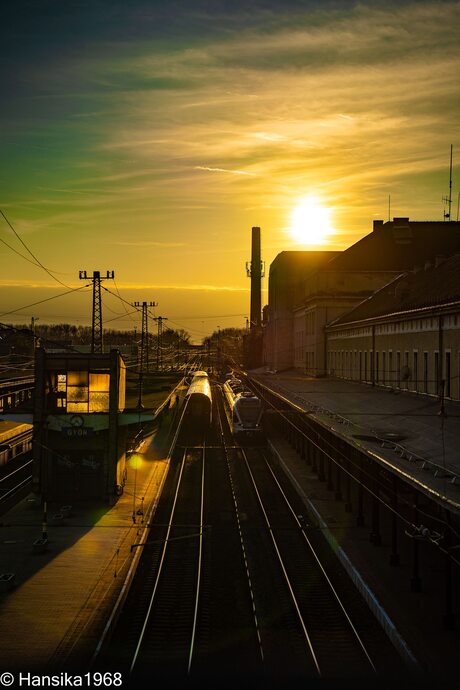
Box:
[442, 144, 453, 221]
[388, 194, 391, 222]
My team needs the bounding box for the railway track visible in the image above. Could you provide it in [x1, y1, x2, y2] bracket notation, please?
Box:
[230, 444, 381, 677]
[98, 381, 404, 683]
[0, 457, 33, 514]
[130, 445, 204, 676]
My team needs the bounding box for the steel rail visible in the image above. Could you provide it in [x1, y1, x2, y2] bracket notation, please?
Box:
[262, 450, 377, 673]
[0, 458, 33, 483]
[0, 475, 32, 502]
[91, 398, 191, 667]
[215, 392, 265, 664]
[240, 446, 321, 676]
[187, 443, 205, 674]
[129, 447, 189, 672]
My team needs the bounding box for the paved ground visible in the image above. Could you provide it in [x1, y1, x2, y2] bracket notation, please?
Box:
[252, 370, 459, 685]
[0, 432, 170, 673]
[1, 372, 458, 686]
[252, 370, 460, 512]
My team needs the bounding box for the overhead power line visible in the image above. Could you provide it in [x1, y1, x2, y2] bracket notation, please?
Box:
[0, 283, 91, 319]
[0, 209, 72, 289]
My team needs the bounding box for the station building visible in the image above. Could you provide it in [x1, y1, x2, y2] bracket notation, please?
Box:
[326, 252, 460, 400]
[264, 218, 460, 376]
[33, 348, 129, 503]
[264, 251, 340, 372]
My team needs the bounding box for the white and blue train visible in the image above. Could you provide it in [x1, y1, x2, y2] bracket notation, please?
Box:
[222, 378, 263, 437]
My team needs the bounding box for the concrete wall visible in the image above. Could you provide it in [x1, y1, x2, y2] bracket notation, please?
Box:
[327, 312, 460, 400]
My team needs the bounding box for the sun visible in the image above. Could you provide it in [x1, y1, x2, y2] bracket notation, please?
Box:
[290, 196, 334, 245]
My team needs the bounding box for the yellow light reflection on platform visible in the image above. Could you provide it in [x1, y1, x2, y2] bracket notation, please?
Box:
[129, 453, 144, 470]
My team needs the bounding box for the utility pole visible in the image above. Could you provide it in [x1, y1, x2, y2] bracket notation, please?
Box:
[443, 144, 453, 221]
[133, 301, 157, 373]
[153, 317, 167, 371]
[79, 270, 114, 353]
[133, 301, 157, 409]
[207, 338, 211, 373]
[217, 326, 221, 375]
[31, 316, 39, 356]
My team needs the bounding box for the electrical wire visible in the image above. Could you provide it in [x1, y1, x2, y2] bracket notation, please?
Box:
[104, 310, 139, 325]
[0, 233, 50, 269]
[0, 284, 91, 319]
[0, 209, 73, 289]
[248, 377, 460, 549]
[0, 312, 89, 353]
[113, 278, 137, 325]
[168, 313, 247, 320]
[101, 285, 142, 314]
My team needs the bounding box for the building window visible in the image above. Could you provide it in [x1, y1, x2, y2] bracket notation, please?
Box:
[434, 352, 440, 396]
[403, 351, 409, 388]
[89, 372, 110, 412]
[458, 352, 460, 399]
[66, 371, 89, 412]
[388, 351, 393, 384]
[375, 352, 379, 383]
[359, 351, 362, 380]
[423, 352, 428, 393]
[49, 370, 110, 413]
[413, 351, 418, 392]
[382, 351, 386, 385]
[396, 351, 401, 387]
[57, 373, 67, 408]
[445, 351, 451, 398]
[364, 351, 368, 382]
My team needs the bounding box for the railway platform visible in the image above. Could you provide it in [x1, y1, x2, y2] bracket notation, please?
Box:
[0, 432, 170, 674]
[251, 369, 459, 684]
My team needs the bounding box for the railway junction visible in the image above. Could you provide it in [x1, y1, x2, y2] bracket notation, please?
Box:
[0, 367, 458, 688]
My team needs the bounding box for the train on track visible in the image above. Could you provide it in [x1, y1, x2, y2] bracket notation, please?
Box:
[185, 370, 212, 431]
[0, 424, 33, 468]
[222, 377, 263, 437]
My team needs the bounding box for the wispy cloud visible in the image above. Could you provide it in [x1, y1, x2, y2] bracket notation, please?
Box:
[194, 165, 256, 176]
[112, 240, 186, 247]
[112, 283, 248, 292]
[2, 0, 459, 312]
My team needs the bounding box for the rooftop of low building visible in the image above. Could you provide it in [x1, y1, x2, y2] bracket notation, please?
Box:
[329, 251, 460, 327]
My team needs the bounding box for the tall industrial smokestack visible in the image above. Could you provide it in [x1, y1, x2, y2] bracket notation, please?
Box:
[246, 226, 263, 329]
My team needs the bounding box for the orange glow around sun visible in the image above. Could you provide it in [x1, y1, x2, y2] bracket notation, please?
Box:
[290, 196, 334, 245]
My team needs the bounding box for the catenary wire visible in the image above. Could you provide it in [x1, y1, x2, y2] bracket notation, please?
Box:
[0, 284, 91, 319]
[0, 209, 73, 289]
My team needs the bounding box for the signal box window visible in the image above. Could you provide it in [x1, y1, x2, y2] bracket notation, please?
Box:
[49, 370, 110, 413]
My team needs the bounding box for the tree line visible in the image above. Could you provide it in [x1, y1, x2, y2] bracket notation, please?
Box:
[0, 322, 192, 355]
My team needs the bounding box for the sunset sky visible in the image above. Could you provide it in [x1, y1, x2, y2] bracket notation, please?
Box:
[1, 0, 459, 341]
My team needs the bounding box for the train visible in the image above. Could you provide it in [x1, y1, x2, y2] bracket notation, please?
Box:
[0, 424, 33, 468]
[184, 370, 212, 431]
[222, 378, 263, 437]
[189, 370, 209, 379]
